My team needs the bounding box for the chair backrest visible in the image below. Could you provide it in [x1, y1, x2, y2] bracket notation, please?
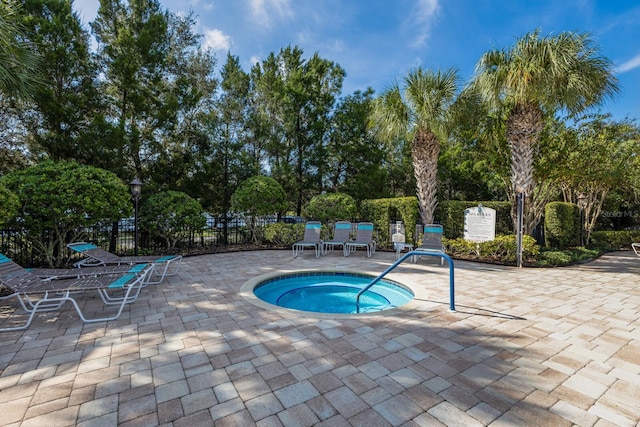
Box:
[420, 224, 443, 250]
[67, 242, 120, 262]
[353, 222, 374, 243]
[332, 221, 352, 242]
[302, 221, 322, 242]
[0, 253, 35, 289]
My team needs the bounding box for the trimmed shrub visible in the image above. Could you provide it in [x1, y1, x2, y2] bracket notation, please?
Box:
[140, 190, 206, 250]
[360, 196, 419, 246]
[263, 223, 304, 247]
[0, 160, 131, 267]
[544, 202, 579, 248]
[446, 234, 540, 264]
[305, 193, 357, 224]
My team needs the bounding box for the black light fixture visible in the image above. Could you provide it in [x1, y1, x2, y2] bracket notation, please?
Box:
[129, 178, 143, 256]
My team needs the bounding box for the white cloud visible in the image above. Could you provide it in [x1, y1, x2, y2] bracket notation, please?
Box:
[616, 53, 640, 73]
[410, 0, 440, 48]
[248, 0, 293, 29]
[250, 55, 262, 66]
[203, 29, 231, 52]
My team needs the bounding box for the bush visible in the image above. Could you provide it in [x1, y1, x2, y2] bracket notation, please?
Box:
[263, 223, 304, 247]
[305, 193, 356, 224]
[0, 161, 131, 267]
[140, 190, 206, 250]
[359, 196, 419, 246]
[446, 234, 540, 264]
[589, 230, 640, 250]
[544, 202, 579, 248]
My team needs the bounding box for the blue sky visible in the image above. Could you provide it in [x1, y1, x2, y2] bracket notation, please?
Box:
[74, 0, 640, 121]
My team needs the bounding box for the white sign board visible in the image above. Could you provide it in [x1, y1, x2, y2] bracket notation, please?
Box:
[464, 205, 496, 242]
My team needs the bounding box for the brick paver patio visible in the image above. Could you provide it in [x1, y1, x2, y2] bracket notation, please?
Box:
[1, 249, 639, 426]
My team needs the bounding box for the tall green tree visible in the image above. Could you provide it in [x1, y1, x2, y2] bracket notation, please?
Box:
[0, 0, 41, 100]
[92, 0, 216, 186]
[91, 0, 170, 177]
[19, 0, 103, 162]
[327, 88, 390, 201]
[252, 46, 345, 214]
[202, 53, 255, 242]
[369, 67, 460, 224]
[546, 115, 640, 242]
[471, 30, 619, 234]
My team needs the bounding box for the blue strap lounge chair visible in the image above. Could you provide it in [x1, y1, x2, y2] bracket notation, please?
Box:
[67, 242, 181, 284]
[0, 254, 152, 332]
[322, 221, 352, 255]
[292, 221, 323, 258]
[344, 222, 376, 258]
[414, 224, 445, 265]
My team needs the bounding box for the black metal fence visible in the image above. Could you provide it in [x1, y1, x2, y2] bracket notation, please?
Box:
[0, 218, 267, 267]
[0, 217, 410, 267]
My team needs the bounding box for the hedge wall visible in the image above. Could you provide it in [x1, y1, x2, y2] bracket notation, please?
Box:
[360, 197, 419, 246]
[544, 201, 579, 248]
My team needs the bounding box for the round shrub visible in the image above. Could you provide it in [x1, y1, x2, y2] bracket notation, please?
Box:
[140, 190, 206, 250]
[305, 192, 357, 224]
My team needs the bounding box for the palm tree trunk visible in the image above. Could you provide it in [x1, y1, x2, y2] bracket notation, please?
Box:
[411, 128, 440, 224]
[506, 103, 544, 234]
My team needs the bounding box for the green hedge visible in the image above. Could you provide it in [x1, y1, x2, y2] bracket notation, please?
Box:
[305, 193, 357, 224]
[359, 197, 419, 246]
[544, 202, 579, 248]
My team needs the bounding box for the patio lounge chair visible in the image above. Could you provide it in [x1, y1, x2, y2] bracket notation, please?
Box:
[344, 222, 376, 258]
[0, 255, 152, 332]
[292, 221, 323, 258]
[414, 224, 445, 265]
[67, 242, 182, 284]
[322, 221, 352, 255]
[0, 252, 153, 283]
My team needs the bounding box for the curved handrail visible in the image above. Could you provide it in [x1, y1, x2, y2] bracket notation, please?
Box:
[356, 251, 455, 313]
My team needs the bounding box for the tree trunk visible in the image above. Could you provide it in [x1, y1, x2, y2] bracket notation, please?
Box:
[506, 103, 544, 234]
[411, 128, 440, 225]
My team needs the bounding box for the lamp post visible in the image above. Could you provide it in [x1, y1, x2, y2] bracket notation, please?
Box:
[577, 193, 588, 247]
[129, 178, 143, 256]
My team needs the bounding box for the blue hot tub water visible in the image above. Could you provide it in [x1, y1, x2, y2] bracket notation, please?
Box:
[253, 272, 414, 314]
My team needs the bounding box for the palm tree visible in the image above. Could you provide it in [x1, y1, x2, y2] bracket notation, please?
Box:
[369, 67, 459, 225]
[0, 0, 41, 100]
[471, 30, 619, 234]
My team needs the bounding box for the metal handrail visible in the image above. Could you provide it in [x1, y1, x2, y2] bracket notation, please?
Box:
[356, 251, 455, 313]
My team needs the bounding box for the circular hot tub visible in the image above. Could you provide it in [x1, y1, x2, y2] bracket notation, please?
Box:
[242, 271, 414, 315]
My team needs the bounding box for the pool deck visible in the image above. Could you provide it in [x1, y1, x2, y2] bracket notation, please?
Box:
[1, 249, 639, 426]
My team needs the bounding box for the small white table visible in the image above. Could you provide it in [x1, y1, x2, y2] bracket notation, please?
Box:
[394, 242, 414, 260]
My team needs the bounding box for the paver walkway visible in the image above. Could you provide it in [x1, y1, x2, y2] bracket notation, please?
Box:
[0, 249, 639, 426]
